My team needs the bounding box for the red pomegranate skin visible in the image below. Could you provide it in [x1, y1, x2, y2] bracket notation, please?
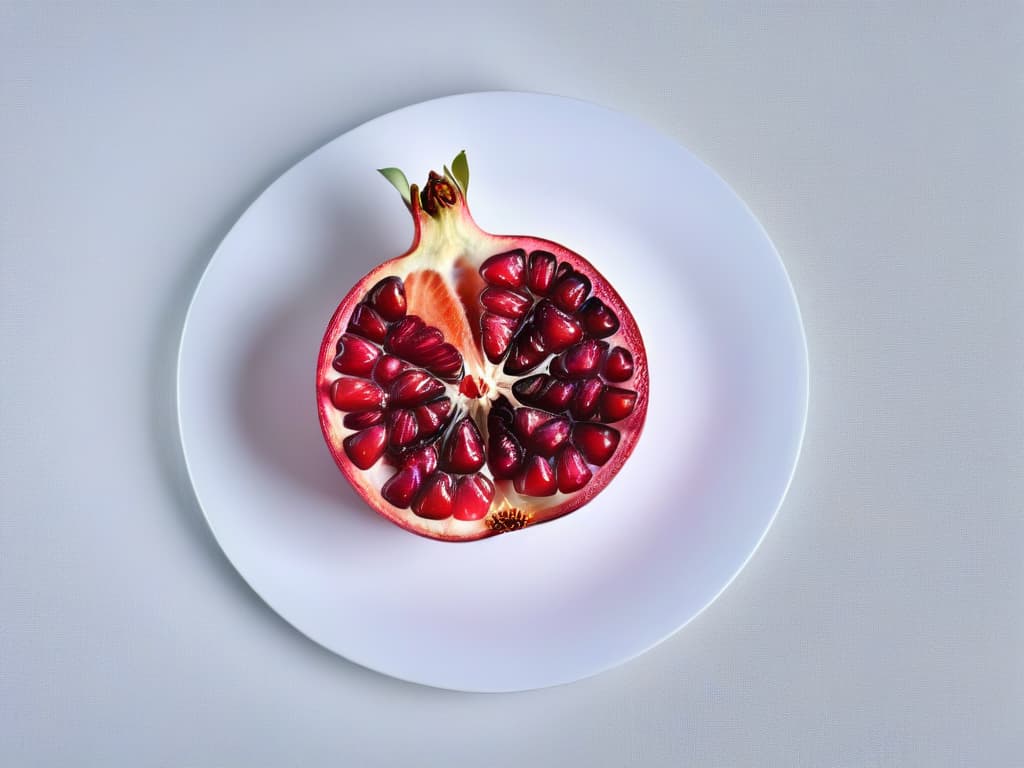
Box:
[317, 153, 648, 541]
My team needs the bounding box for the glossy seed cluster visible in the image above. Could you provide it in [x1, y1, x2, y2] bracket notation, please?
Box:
[330, 277, 494, 521]
[477, 248, 638, 498]
[328, 249, 640, 521]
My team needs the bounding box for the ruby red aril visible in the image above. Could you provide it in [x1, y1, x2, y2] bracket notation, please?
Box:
[441, 417, 486, 474]
[577, 297, 620, 338]
[550, 339, 607, 379]
[603, 347, 634, 382]
[373, 354, 409, 385]
[333, 334, 381, 376]
[514, 455, 557, 497]
[367, 276, 407, 321]
[381, 466, 422, 508]
[347, 304, 389, 344]
[317, 153, 647, 540]
[452, 474, 495, 521]
[342, 425, 387, 470]
[555, 445, 592, 493]
[572, 423, 621, 466]
[342, 409, 384, 430]
[526, 250, 557, 294]
[481, 313, 518, 363]
[412, 472, 455, 519]
[533, 300, 583, 353]
[570, 378, 604, 420]
[599, 387, 638, 422]
[330, 378, 385, 412]
[479, 251, 525, 288]
[480, 288, 532, 319]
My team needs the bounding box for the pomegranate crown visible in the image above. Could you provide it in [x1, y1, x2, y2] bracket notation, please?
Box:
[378, 150, 470, 217]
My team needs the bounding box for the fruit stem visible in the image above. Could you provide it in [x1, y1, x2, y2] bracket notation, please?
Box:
[380, 153, 482, 270]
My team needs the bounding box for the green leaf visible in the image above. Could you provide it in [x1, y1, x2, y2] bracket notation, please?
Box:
[377, 167, 411, 205]
[451, 150, 469, 194]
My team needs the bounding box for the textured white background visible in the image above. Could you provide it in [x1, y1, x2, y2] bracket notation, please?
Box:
[2, 2, 1022, 766]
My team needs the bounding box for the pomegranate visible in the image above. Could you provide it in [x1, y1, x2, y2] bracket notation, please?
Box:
[316, 152, 648, 540]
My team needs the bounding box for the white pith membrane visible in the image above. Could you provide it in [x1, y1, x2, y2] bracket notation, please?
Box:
[316, 158, 648, 541]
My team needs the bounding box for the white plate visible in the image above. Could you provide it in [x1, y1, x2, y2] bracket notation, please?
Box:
[177, 92, 808, 692]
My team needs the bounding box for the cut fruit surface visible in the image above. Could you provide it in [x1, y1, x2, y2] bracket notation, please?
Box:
[317, 152, 648, 541]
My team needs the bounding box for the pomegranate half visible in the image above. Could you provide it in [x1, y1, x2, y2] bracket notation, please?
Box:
[316, 153, 648, 541]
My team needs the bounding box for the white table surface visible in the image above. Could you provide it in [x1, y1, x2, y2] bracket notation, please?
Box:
[2, 2, 1021, 765]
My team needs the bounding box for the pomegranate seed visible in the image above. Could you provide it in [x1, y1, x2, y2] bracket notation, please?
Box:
[479, 249, 526, 289]
[539, 379, 576, 411]
[423, 341, 461, 364]
[530, 417, 571, 457]
[333, 333, 382, 377]
[603, 347, 634, 382]
[393, 325, 449, 368]
[481, 312, 519, 363]
[342, 425, 387, 470]
[572, 423, 620, 466]
[331, 378, 386, 412]
[570, 377, 603, 420]
[481, 287, 532, 319]
[504, 324, 548, 375]
[410, 326, 445, 354]
[514, 456, 557, 497]
[513, 407, 550, 441]
[419, 343, 464, 381]
[555, 445, 593, 493]
[514, 375, 574, 412]
[343, 409, 384, 430]
[413, 400, 450, 438]
[487, 425, 524, 478]
[347, 303, 388, 344]
[511, 374, 546, 402]
[489, 399, 515, 427]
[551, 270, 591, 312]
[384, 316, 424, 355]
[389, 370, 445, 408]
[599, 387, 637, 422]
[368, 276, 407, 322]
[577, 297, 620, 339]
[555, 262, 573, 281]
[452, 473, 495, 521]
[412, 472, 455, 519]
[373, 354, 409, 385]
[401, 444, 438, 474]
[387, 409, 419, 448]
[441, 417, 486, 474]
[432, 360, 465, 382]
[533, 300, 583, 353]
[527, 250, 557, 294]
[384, 316, 457, 373]
[381, 466, 422, 508]
[550, 339, 607, 379]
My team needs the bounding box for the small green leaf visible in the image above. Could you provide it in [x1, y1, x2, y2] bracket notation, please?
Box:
[377, 167, 411, 205]
[451, 150, 469, 194]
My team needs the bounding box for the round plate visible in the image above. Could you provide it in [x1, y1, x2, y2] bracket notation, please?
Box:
[177, 92, 808, 692]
